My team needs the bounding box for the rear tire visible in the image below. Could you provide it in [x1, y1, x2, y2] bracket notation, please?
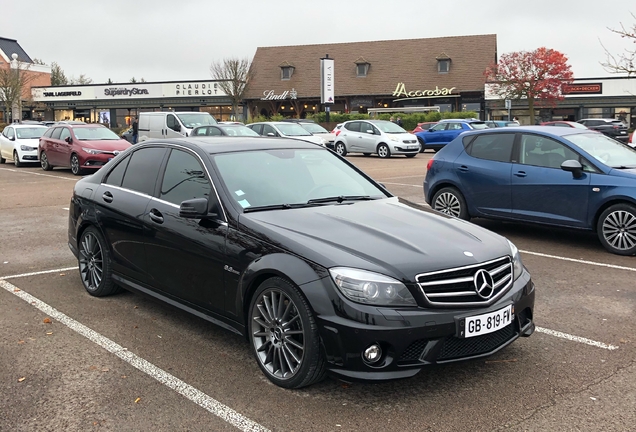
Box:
[597, 204, 636, 255]
[334, 142, 347, 157]
[78, 227, 122, 296]
[40, 151, 53, 171]
[432, 187, 470, 220]
[13, 151, 22, 167]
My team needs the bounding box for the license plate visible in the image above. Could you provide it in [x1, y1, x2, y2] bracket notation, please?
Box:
[464, 305, 512, 338]
[408, 145, 419, 150]
[620, 131, 626, 134]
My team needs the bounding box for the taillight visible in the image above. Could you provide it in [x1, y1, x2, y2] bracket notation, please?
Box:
[427, 159, 434, 171]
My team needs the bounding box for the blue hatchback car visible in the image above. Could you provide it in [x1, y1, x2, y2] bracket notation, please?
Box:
[424, 126, 636, 255]
[416, 119, 489, 152]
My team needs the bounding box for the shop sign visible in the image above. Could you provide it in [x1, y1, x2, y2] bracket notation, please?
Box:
[351, 98, 373, 107]
[104, 87, 150, 97]
[563, 83, 602, 95]
[261, 88, 298, 100]
[392, 82, 457, 101]
[320, 58, 335, 104]
[174, 83, 220, 96]
[42, 91, 82, 97]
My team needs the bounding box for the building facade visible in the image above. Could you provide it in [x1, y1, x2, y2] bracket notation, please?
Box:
[31, 80, 234, 127]
[244, 35, 498, 119]
[485, 77, 636, 127]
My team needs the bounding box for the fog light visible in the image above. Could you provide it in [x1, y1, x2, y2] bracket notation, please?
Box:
[363, 344, 382, 363]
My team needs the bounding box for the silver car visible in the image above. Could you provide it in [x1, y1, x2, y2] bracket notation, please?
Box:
[333, 120, 420, 158]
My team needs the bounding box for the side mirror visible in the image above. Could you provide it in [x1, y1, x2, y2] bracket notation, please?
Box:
[266, 132, 276, 137]
[179, 198, 211, 218]
[65, 136, 72, 144]
[428, 128, 434, 132]
[365, 129, 374, 134]
[561, 159, 583, 178]
[9, 136, 15, 141]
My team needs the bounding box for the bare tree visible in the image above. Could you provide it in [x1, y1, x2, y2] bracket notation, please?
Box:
[0, 61, 34, 122]
[70, 74, 93, 85]
[601, 13, 636, 75]
[51, 62, 68, 86]
[210, 57, 254, 121]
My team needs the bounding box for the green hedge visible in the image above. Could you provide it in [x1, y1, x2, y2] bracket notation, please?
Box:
[307, 111, 478, 131]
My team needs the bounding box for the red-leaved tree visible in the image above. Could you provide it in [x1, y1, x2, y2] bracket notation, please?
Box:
[485, 47, 574, 124]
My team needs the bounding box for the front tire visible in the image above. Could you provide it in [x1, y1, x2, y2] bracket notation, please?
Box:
[70, 153, 84, 176]
[334, 142, 347, 157]
[377, 143, 390, 159]
[13, 151, 22, 167]
[597, 204, 636, 255]
[248, 277, 326, 389]
[432, 186, 470, 220]
[40, 151, 53, 171]
[417, 137, 426, 153]
[78, 227, 121, 296]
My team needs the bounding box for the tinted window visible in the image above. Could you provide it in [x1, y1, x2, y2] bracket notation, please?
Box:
[262, 125, 277, 136]
[345, 122, 360, 132]
[51, 128, 63, 139]
[468, 133, 515, 162]
[167, 114, 178, 130]
[160, 149, 211, 206]
[105, 154, 131, 187]
[249, 124, 262, 135]
[42, 128, 54, 138]
[59, 128, 71, 141]
[207, 127, 223, 136]
[121, 147, 167, 195]
[519, 135, 579, 169]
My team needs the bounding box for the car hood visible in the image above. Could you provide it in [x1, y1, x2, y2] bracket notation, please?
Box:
[286, 134, 325, 146]
[78, 139, 132, 150]
[312, 132, 337, 141]
[385, 132, 418, 141]
[239, 197, 511, 282]
[16, 138, 41, 145]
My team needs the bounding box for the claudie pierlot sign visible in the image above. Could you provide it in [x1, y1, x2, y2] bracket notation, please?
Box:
[392, 82, 457, 101]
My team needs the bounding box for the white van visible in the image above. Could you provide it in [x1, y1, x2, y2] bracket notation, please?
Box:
[138, 112, 217, 142]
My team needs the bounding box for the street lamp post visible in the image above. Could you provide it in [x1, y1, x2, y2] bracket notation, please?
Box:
[10, 53, 21, 123]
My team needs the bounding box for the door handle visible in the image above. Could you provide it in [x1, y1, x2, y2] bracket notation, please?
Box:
[149, 208, 164, 224]
[457, 165, 469, 172]
[514, 171, 527, 177]
[102, 191, 113, 203]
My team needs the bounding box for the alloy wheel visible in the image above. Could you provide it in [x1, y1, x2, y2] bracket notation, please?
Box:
[335, 143, 346, 156]
[79, 231, 103, 292]
[434, 191, 462, 217]
[13, 151, 21, 167]
[40, 152, 50, 170]
[602, 210, 636, 251]
[377, 144, 390, 158]
[71, 154, 81, 175]
[251, 288, 305, 380]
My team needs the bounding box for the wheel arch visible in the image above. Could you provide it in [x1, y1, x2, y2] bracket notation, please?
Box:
[426, 180, 465, 205]
[592, 198, 636, 232]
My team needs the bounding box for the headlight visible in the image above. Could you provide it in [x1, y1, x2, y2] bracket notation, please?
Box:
[82, 148, 106, 155]
[508, 240, 524, 280]
[329, 267, 417, 306]
[389, 136, 399, 142]
[320, 137, 327, 145]
[20, 145, 36, 151]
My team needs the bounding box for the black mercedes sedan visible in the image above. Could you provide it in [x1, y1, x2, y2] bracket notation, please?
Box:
[67, 137, 535, 388]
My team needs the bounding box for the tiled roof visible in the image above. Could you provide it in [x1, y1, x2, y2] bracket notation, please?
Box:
[0, 37, 33, 63]
[245, 34, 496, 99]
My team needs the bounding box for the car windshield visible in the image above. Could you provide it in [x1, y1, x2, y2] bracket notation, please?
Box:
[218, 125, 260, 136]
[276, 123, 312, 136]
[176, 113, 217, 128]
[16, 127, 47, 139]
[566, 133, 636, 168]
[569, 122, 588, 129]
[73, 127, 121, 140]
[300, 123, 329, 134]
[370, 120, 407, 134]
[212, 148, 387, 210]
[469, 122, 489, 130]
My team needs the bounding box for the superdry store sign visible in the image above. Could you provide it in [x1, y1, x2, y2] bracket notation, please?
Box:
[32, 81, 228, 102]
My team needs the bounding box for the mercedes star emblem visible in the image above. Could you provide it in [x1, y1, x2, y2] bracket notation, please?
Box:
[473, 269, 495, 299]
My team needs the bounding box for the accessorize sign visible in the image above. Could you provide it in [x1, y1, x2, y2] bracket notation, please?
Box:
[320, 58, 335, 104]
[392, 82, 457, 101]
[32, 81, 227, 101]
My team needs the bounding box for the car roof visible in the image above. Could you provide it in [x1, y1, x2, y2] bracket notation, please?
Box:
[141, 136, 322, 155]
[60, 123, 106, 129]
[464, 125, 593, 138]
[11, 124, 48, 128]
[439, 118, 484, 123]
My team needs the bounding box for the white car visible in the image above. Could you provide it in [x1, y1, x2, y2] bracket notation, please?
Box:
[246, 122, 327, 146]
[333, 120, 420, 158]
[0, 124, 49, 167]
[283, 120, 337, 149]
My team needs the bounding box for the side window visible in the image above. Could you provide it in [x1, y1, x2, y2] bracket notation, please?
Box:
[448, 123, 463, 130]
[105, 154, 131, 187]
[519, 135, 579, 169]
[431, 123, 447, 131]
[51, 128, 63, 139]
[6, 128, 15, 139]
[345, 122, 360, 132]
[59, 128, 71, 141]
[360, 123, 375, 134]
[262, 125, 277, 136]
[207, 127, 223, 136]
[121, 147, 167, 195]
[195, 127, 208, 136]
[1, 127, 7, 137]
[160, 149, 211, 206]
[467, 133, 515, 163]
[42, 128, 54, 138]
[249, 124, 263, 135]
[167, 114, 178, 130]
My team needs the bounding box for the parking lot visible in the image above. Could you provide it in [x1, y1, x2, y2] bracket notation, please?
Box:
[1, 154, 635, 432]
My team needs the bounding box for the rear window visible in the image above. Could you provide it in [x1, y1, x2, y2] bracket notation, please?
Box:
[469, 122, 489, 130]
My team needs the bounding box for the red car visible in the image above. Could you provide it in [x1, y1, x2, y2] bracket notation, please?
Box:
[411, 122, 438, 134]
[39, 124, 131, 175]
[540, 121, 589, 129]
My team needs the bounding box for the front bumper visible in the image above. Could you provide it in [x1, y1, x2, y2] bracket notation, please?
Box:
[389, 143, 420, 155]
[79, 153, 117, 170]
[310, 270, 534, 381]
[16, 148, 39, 162]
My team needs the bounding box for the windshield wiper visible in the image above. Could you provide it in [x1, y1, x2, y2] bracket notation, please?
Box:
[307, 195, 378, 204]
[243, 203, 319, 213]
[611, 165, 636, 169]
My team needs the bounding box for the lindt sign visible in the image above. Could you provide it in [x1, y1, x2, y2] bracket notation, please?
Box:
[260, 89, 298, 100]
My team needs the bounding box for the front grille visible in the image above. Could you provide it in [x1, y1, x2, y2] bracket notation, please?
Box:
[402, 139, 417, 144]
[399, 339, 429, 363]
[416, 256, 513, 307]
[437, 324, 516, 361]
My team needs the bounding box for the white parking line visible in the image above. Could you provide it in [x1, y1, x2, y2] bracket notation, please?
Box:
[0, 167, 76, 181]
[0, 266, 78, 280]
[0, 278, 270, 432]
[520, 250, 636, 273]
[382, 182, 422, 187]
[536, 327, 619, 350]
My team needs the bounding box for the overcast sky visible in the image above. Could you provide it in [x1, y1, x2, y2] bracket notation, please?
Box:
[3, 1, 635, 84]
